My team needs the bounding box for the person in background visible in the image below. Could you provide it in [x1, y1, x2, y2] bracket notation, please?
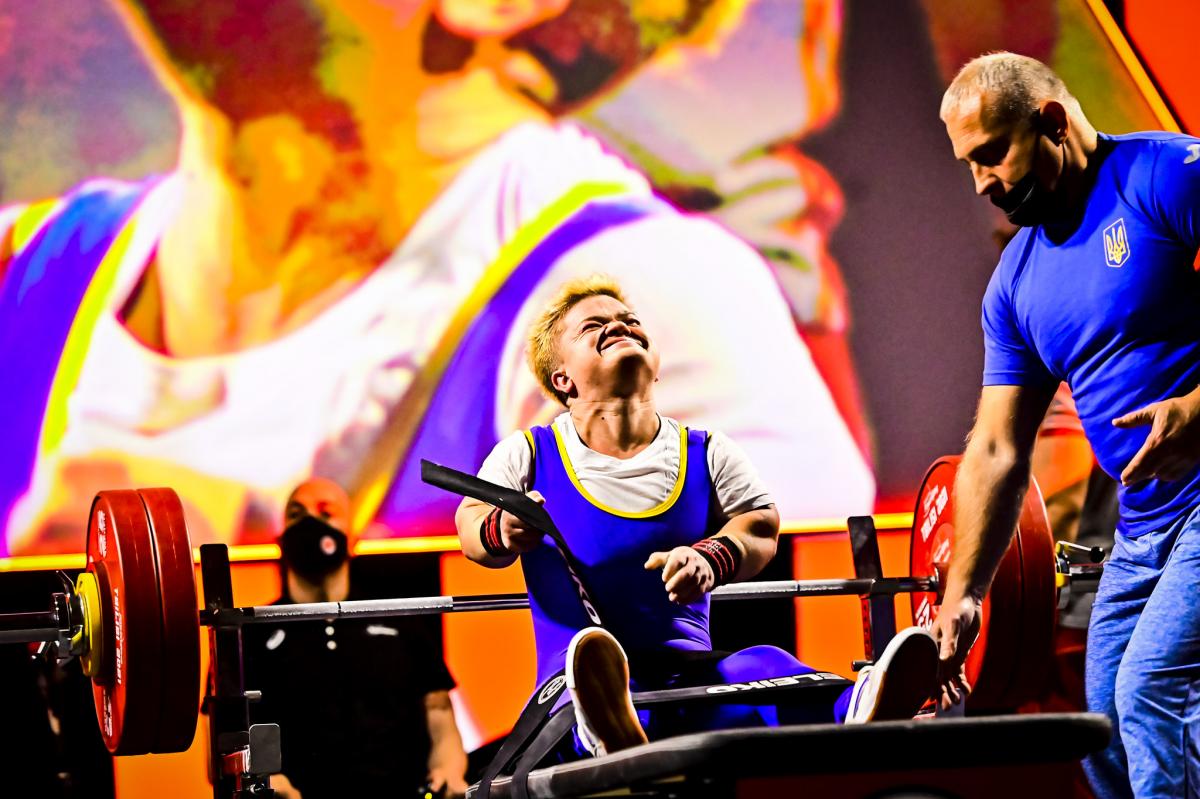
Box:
[239, 478, 468, 799]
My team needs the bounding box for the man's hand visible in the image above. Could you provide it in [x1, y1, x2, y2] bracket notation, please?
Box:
[929, 595, 980, 709]
[1113, 390, 1200, 486]
[644, 546, 715, 604]
[499, 490, 546, 554]
[270, 774, 302, 799]
[428, 768, 469, 799]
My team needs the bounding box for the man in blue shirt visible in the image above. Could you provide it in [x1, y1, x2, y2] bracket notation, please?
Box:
[930, 53, 1200, 798]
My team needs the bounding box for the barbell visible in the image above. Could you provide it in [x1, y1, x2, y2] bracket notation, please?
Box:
[0, 456, 1101, 756]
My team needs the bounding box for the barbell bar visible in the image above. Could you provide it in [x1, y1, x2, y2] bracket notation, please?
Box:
[0, 456, 1103, 756]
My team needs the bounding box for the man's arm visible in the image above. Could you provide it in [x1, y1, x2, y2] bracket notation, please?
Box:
[425, 690, 469, 799]
[714, 505, 780, 581]
[455, 497, 516, 567]
[932, 382, 1055, 702]
[454, 490, 548, 566]
[453, 432, 544, 567]
[1107, 137, 1200, 485]
[644, 506, 780, 605]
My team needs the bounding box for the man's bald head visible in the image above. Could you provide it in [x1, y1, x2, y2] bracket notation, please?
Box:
[285, 477, 352, 535]
[940, 52, 1086, 130]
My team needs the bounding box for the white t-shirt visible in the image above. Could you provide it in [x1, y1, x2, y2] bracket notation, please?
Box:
[479, 413, 772, 517]
[4, 121, 873, 552]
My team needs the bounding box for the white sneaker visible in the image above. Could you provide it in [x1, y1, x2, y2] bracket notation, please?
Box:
[845, 626, 939, 724]
[565, 627, 648, 756]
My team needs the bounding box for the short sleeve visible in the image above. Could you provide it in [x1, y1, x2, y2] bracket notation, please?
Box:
[981, 270, 1056, 387]
[1150, 136, 1200, 252]
[707, 431, 775, 517]
[477, 430, 534, 492]
[414, 645, 457, 695]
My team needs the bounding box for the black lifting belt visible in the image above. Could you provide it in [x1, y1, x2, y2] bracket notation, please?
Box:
[421, 460, 604, 627]
[421, 460, 601, 799]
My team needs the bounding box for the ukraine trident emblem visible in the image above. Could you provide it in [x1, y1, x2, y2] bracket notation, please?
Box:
[1103, 218, 1130, 268]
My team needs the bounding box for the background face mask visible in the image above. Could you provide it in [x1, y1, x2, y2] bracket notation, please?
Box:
[280, 516, 348, 582]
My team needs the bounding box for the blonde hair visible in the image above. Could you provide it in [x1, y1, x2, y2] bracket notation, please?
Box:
[528, 275, 630, 406]
[940, 52, 1085, 128]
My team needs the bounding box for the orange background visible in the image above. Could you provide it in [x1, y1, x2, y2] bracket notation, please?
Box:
[1125, 1, 1200, 134]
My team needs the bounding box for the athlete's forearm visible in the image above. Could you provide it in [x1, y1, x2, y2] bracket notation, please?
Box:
[945, 437, 1032, 603]
[454, 497, 517, 568]
[713, 506, 780, 581]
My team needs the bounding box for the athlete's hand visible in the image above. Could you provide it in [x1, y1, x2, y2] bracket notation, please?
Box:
[644, 546, 714, 605]
[1113, 390, 1200, 486]
[930, 594, 980, 709]
[499, 491, 546, 554]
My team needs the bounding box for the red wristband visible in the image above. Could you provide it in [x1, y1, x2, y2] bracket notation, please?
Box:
[480, 508, 509, 557]
[691, 537, 742, 586]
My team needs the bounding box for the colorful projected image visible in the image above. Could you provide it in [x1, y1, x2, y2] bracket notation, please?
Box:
[0, 0, 875, 555]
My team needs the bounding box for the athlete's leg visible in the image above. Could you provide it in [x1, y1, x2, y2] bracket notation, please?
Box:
[659, 645, 839, 734]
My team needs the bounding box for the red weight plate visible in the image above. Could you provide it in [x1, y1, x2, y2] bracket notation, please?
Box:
[139, 488, 201, 754]
[910, 457, 987, 693]
[1003, 478, 1057, 707]
[909, 456, 1027, 710]
[961, 473, 1056, 710]
[969, 512, 1023, 711]
[86, 491, 164, 755]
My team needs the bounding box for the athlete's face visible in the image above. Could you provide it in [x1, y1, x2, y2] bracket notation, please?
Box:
[945, 93, 1065, 208]
[552, 295, 658, 404]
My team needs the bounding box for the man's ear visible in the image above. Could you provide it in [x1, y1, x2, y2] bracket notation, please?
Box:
[550, 368, 573, 399]
[1037, 99, 1069, 144]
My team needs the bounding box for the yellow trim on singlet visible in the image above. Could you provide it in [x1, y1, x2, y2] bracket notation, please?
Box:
[524, 429, 536, 458]
[11, 199, 64, 255]
[349, 180, 635, 533]
[551, 422, 688, 518]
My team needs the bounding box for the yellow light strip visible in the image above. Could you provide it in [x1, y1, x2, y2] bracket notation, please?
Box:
[780, 512, 914, 535]
[1082, 0, 1181, 132]
[0, 553, 87, 572]
[0, 516, 915, 572]
[353, 536, 462, 555]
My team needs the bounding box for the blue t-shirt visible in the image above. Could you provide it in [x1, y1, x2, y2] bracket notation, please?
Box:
[982, 131, 1200, 538]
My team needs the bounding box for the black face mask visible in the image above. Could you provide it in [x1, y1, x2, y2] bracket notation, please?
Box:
[280, 516, 348, 583]
[991, 133, 1063, 227]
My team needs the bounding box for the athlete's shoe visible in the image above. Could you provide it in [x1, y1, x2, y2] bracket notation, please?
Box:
[566, 627, 648, 756]
[845, 626, 939, 724]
